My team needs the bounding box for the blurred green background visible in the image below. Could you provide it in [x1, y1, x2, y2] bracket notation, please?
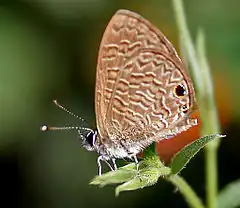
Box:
[0, 0, 239, 207]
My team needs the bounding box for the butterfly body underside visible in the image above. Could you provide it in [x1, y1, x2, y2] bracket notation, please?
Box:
[92, 10, 197, 159]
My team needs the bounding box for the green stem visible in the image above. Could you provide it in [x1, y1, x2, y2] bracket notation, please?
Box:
[172, 1, 221, 208]
[196, 30, 220, 208]
[168, 175, 205, 208]
[205, 146, 218, 208]
[172, 0, 204, 95]
[196, 30, 220, 135]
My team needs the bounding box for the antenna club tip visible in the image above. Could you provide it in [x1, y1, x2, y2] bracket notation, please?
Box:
[41, 125, 48, 132]
[53, 99, 58, 104]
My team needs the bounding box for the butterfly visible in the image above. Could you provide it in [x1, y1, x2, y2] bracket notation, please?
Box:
[42, 10, 197, 175]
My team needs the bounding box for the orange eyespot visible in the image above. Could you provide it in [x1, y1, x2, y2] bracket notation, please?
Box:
[175, 84, 186, 97]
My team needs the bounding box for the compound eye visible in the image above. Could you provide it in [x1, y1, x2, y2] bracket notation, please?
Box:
[175, 84, 187, 97]
[86, 131, 97, 147]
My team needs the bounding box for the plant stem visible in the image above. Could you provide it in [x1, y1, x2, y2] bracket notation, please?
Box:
[196, 30, 220, 208]
[196, 30, 220, 135]
[168, 175, 205, 208]
[171, 0, 204, 95]
[172, 1, 221, 208]
[205, 146, 218, 208]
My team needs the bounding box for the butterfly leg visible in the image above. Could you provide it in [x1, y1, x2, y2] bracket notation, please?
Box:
[97, 155, 103, 176]
[133, 155, 139, 172]
[112, 158, 118, 170]
[97, 155, 114, 176]
[104, 160, 114, 171]
[133, 155, 143, 180]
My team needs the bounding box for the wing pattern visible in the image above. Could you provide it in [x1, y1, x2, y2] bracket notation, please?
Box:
[95, 10, 196, 145]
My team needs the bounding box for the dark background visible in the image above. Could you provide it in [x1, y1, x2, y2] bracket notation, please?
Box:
[0, 0, 239, 207]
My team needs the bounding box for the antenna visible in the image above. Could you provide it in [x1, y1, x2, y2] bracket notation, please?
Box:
[53, 100, 91, 126]
[40, 125, 93, 133]
[41, 100, 94, 135]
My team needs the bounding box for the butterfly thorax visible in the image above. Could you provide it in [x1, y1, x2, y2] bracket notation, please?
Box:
[88, 125, 139, 159]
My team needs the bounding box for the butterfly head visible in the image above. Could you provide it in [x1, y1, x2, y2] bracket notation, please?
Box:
[79, 129, 98, 151]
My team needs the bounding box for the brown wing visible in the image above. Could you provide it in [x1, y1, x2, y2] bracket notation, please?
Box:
[95, 10, 196, 142]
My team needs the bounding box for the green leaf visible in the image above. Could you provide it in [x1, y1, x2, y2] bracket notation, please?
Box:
[171, 134, 225, 174]
[90, 155, 171, 195]
[115, 167, 161, 196]
[217, 179, 240, 208]
[90, 163, 137, 187]
[143, 143, 156, 157]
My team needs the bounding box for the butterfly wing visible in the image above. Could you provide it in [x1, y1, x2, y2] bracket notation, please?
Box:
[95, 10, 197, 143]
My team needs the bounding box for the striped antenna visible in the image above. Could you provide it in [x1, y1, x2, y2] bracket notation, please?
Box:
[40, 125, 93, 132]
[53, 100, 91, 126]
